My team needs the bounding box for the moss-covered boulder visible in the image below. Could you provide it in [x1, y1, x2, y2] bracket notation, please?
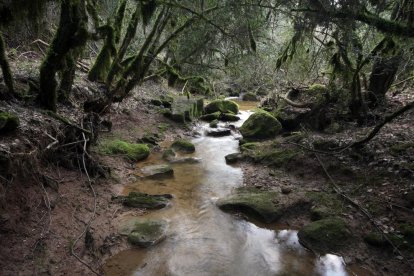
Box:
[240, 110, 282, 139]
[122, 192, 172, 209]
[298, 218, 352, 253]
[242, 92, 258, 101]
[217, 188, 282, 223]
[204, 100, 239, 115]
[100, 140, 150, 161]
[141, 164, 174, 178]
[364, 232, 388, 248]
[200, 112, 220, 122]
[120, 219, 168, 248]
[306, 192, 343, 220]
[171, 139, 195, 153]
[0, 112, 19, 134]
[221, 113, 240, 122]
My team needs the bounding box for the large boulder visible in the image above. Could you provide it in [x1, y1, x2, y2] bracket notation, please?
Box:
[240, 110, 282, 139]
[120, 219, 168, 248]
[297, 218, 352, 254]
[121, 192, 172, 209]
[204, 100, 239, 114]
[217, 188, 282, 223]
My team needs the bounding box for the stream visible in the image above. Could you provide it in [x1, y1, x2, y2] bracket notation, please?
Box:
[104, 101, 358, 276]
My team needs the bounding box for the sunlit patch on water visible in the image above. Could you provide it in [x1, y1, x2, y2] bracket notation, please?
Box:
[104, 101, 361, 276]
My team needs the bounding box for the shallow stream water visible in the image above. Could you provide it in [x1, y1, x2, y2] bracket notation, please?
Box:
[104, 101, 361, 276]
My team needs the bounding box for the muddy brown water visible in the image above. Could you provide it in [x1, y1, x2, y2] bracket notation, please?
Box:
[104, 101, 367, 276]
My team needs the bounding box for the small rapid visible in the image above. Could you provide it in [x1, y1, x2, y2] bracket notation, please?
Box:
[104, 101, 353, 276]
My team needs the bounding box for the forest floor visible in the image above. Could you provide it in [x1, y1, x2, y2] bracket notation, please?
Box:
[1, 58, 414, 275]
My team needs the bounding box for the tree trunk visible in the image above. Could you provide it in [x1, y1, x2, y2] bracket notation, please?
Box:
[0, 31, 15, 96]
[38, 0, 88, 111]
[368, 55, 400, 107]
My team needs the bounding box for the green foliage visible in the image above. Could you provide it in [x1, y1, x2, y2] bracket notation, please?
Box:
[99, 139, 150, 161]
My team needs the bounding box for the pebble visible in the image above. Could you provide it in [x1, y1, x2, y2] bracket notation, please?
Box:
[281, 187, 292, 194]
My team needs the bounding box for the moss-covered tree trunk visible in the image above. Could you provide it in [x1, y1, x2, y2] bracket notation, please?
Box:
[38, 0, 88, 111]
[0, 31, 15, 96]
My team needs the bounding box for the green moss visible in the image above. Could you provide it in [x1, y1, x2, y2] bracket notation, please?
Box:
[171, 139, 195, 153]
[0, 112, 19, 133]
[221, 113, 240, 122]
[308, 84, 328, 93]
[298, 218, 351, 253]
[209, 119, 218, 128]
[99, 139, 150, 161]
[364, 232, 388, 247]
[306, 192, 343, 220]
[240, 110, 282, 139]
[200, 112, 221, 122]
[400, 224, 414, 245]
[242, 92, 258, 101]
[257, 148, 300, 167]
[123, 192, 170, 209]
[240, 142, 259, 152]
[217, 188, 282, 223]
[204, 100, 239, 114]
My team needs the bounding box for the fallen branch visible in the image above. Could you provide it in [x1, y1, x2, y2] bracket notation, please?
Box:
[278, 90, 314, 109]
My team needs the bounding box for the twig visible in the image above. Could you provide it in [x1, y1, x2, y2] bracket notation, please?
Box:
[44, 132, 59, 150]
[70, 124, 100, 275]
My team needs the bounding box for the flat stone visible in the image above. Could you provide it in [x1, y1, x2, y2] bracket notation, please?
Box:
[120, 219, 168, 248]
[121, 192, 172, 209]
[206, 128, 231, 137]
[141, 164, 174, 178]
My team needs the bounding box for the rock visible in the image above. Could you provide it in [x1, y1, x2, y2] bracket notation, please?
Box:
[171, 139, 195, 153]
[281, 187, 292, 194]
[225, 153, 242, 164]
[298, 218, 352, 254]
[100, 140, 150, 161]
[200, 112, 220, 122]
[242, 92, 258, 101]
[150, 99, 163, 106]
[217, 188, 282, 223]
[137, 133, 161, 146]
[121, 192, 172, 209]
[209, 119, 219, 128]
[0, 112, 19, 134]
[204, 100, 239, 114]
[120, 219, 168, 248]
[141, 164, 174, 178]
[240, 110, 282, 139]
[170, 97, 204, 123]
[206, 128, 231, 137]
[306, 192, 342, 221]
[364, 232, 388, 248]
[405, 191, 414, 208]
[170, 157, 201, 164]
[162, 149, 176, 161]
[220, 113, 240, 122]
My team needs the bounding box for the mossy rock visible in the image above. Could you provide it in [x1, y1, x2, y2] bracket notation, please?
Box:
[306, 192, 343, 220]
[204, 100, 239, 114]
[171, 139, 195, 153]
[242, 92, 258, 101]
[150, 99, 163, 106]
[0, 112, 19, 134]
[141, 164, 174, 178]
[240, 110, 282, 139]
[253, 148, 301, 167]
[162, 149, 176, 161]
[217, 188, 282, 223]
[221, 113, 240, 122]
[240, 142, 259, 152]
[225, 153, 242, 164]
[200, 112, 220, 122]
[99, 140, 150, 161]
[122, 219, 168, 248]
[298, 218, 352, 254]
[137, 133, 161, 146]
[122, 192, 172, 209]
[308, 83, 328, 94]
[209, 119, 218, 128]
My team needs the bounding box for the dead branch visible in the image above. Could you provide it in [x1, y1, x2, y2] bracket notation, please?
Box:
[278, 90, 314, 109]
